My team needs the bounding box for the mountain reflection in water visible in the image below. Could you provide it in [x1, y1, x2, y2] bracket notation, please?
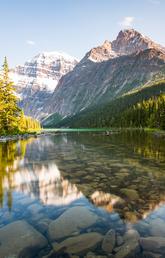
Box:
[0, 132, 165, 219]
[0, 131, 165, 257]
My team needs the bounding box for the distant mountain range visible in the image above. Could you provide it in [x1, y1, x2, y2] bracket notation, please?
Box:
[10, 52, 78, 119]
[10, 29, 165, 125]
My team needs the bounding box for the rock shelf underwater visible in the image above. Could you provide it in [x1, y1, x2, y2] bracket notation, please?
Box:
[0, 131, 165, 257]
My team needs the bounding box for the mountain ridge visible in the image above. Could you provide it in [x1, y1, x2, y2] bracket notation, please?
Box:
[9, 29, 165, 121]
[44, 29, 165, 118]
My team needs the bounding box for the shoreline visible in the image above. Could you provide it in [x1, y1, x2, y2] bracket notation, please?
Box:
[0, 131, 58, 142]
[0, 127, 164, 142]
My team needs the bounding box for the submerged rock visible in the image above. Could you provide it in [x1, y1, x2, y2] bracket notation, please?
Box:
[149, 218, 165, 237]
[85, 252, 109, 258]
[114, 230, 140, 258]
[143, 251, 163, 258]
[102, 229, 116, 253]
[114, 240, 140, 258]
[123, 229, 140, 242]
[135, 221, 150, 235]
[18, 197, 36, 206]
[36, 218, 52, 234]
[0, 220, 48, 258]
[52, 232, 103, 255]
[48, 206, 99, 240]
[116, 234, 124, 246]
[27, 203, 44, 214]
[140, 237, 165, 254]
[120, 188, 139, 201]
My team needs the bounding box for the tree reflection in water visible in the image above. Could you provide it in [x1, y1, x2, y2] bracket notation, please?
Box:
[0, 139, 33, 210]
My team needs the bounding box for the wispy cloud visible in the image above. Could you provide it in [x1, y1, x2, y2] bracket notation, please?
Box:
[147, 0, 160, 4]
[119, 16, 135, 28]
[26, 40, 36, 46]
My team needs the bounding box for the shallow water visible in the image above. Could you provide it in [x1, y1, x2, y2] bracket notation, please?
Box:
[0, 131, 165, 257]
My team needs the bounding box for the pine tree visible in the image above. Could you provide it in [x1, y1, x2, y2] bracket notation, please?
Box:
[0, 57, 21, 134]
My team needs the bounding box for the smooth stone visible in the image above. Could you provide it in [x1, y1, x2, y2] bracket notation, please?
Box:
[41, 250, 59, 258]
[18, 197, 36, 206]
[42, 250, 55, 258]
[115, 236, 140, 258]
[110, 213, 120, 222]
[29, 212, 45, 223]
[27, 203, 44, 214]
[116, 234, 124, 246]
[123, 229, 140, 242]
[36, 218, 52, 234]
[0, 220, 48, 258]
[52, 232, 103, 255]
[102, 229, 116, 253]
[3, 256, 18, 258]
[135, 221, 150, 235]
[85, 252, 109, 258]
[115, 242, 140, 258]
[140, 237, 165, 254]
[48, 206, 99, 240]
[156, 207, 165, 220]
[143, 251, 163, 258]
[149, 214, 159, 220]
[120, 188, 139, 201]
[149, 218, 165, 237]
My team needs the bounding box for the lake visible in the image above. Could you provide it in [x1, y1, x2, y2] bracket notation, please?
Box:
[0, 130, 165, 258]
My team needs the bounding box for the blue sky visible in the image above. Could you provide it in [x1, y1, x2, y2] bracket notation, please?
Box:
[0, 0, 165, 66]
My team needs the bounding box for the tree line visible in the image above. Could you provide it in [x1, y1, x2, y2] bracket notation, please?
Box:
[52, 80, 165, 130]
[0, 57, 41, 135]
[116, 94, 165, 129]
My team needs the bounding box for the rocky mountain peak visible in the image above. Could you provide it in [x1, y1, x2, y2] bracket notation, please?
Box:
[102, 40, 112, 50]
[82, 29, 165, 64]
[112, 29, 165, 56]
[84, 40, 117, 63]
[45, 29, 165, 118]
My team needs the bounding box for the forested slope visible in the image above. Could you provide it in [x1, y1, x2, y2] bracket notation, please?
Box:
[45, 80, 165, 129]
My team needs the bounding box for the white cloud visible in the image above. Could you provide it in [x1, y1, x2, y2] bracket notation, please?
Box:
[119, 17, 135, 28]
[26, 40, 35, 46]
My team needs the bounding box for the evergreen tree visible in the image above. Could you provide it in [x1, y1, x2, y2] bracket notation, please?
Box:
[0, 57, 21, 134]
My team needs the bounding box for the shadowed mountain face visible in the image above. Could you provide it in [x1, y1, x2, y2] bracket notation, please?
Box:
[44, 29, 165, 117]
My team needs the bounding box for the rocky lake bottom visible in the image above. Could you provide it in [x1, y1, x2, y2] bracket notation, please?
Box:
[0, 131, 165, 258]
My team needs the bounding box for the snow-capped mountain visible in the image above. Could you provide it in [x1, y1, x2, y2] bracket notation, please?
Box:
[10, 52, 78, 118]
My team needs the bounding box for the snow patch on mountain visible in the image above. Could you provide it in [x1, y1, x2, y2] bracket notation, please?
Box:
[10, 72, 58, 93]
[10, 51, 78, 118]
